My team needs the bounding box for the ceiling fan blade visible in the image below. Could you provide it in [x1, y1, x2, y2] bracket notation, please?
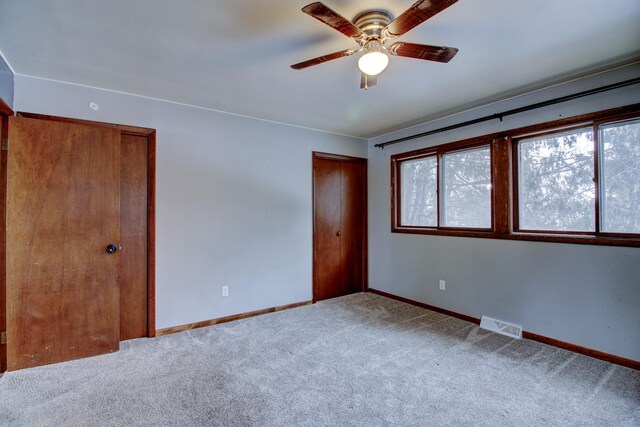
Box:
[291, 49, 357, 70]
[384, 0, 458, 38]
[360, 73, 377, 90]
[302, 2, 365, 40]
[388, 42, 458, 63]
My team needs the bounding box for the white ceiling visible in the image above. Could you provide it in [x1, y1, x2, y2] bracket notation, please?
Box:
[1, 0, 639, 139]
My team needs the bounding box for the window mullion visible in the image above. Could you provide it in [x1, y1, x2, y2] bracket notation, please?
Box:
[594, 124, 601, 234]
[493, 136, 511, 233]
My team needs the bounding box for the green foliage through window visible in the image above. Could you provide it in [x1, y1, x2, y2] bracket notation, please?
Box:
[442, 148, 491, 228]
[600, 119, 640, 233]
[401, 157, 437, 226]
[398, 146, 492, 229]
[518, 128, 595, 232]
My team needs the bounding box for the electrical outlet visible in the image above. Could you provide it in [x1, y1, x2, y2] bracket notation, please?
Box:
[221, 286, 229, 297]
[439, 280, 446, 291]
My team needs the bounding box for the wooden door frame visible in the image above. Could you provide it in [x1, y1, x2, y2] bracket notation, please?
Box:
[11, 113, 156, 341]
[0, 97, 13, 372]
[312, 152, 368, 303]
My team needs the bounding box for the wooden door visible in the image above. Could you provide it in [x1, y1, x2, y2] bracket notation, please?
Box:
[7, 116, 121, 370]
[341, 161, 366, 295]
[0, 112, 10, 373]
[313, 153, 367, 302]
[314, 156, 344, 301]
[119, 134, 148, 340]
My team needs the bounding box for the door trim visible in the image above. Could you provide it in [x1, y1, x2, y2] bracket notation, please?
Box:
[15, 112, 156, 338]
[0, 97, 12, 116]
[0, 100, 13, 372]
[312, 152, 368, 303]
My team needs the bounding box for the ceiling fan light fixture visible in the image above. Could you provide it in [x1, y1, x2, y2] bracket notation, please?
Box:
[358, 41, 389, 76]
[291, 2, 460, 88]
[358, 51, 389, 76]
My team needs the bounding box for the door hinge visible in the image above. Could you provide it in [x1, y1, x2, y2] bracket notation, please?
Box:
[1, 138, 8, 151]
[1, 331, 6, 345]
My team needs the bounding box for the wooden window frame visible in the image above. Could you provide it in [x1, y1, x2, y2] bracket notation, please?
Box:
[391, 103, 640, 247]
[393, 142, 494, 232]
[512, 124, 597, 236]
[593, 114, 640, 238]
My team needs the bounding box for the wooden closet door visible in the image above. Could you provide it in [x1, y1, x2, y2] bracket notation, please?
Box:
[341, 161, 366, 296]
[313, 153, 367, 302]
[7, 116, 121, 370]
[313, 157, 344, 301]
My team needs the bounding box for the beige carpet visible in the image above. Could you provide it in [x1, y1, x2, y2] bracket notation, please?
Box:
[0, 292, 638, 426]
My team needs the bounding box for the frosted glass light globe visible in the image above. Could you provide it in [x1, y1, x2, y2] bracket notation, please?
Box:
[358, 51, 389, 76]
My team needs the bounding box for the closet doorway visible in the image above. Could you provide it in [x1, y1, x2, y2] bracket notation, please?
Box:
[312, 152, 367, 302]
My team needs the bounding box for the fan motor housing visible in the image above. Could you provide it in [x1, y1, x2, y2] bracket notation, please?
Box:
[353, 10, 393, 39]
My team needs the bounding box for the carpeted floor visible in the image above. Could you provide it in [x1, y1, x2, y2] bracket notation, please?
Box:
[0, 293, 638, 426]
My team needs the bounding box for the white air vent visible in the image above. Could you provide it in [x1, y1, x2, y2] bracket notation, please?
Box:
[480, 316, 522, 339]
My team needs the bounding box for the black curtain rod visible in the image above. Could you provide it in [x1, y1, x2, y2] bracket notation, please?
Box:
[374, 77, 640, 149]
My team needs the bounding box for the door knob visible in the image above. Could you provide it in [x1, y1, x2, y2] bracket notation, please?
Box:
[105, 244, 118, 254]
[336, 231, 342, 236]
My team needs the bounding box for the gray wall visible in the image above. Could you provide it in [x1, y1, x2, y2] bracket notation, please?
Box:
[0, 54, 13, 109]
[368, 63, 640, 361]
[14, 75, 367, 330]
[12, 63, 640, 361]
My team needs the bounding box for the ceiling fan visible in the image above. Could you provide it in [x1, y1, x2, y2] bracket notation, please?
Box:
[291, 0, 459, 89]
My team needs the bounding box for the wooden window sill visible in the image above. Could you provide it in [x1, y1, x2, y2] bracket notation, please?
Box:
[391, 227, 640, 247]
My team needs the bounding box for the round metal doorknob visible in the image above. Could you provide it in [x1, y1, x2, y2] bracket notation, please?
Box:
[336, 231, 342, 236]
[105, 244, 118, 254]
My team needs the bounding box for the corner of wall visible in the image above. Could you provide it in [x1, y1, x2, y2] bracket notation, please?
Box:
[0, 49, 15, 110]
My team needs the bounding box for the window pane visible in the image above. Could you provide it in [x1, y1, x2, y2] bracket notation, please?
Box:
[401, 156, 437, 226]
[518, 128, 595, 231]
[600, 119, 640, 233]
[441, 147, 491, 228]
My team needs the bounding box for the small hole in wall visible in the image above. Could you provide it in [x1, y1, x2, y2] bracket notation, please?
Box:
[88, 102, 100, 111]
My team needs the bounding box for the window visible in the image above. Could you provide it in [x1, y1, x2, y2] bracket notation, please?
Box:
[514, 119, 640, 236]
[401, 156, 437, 227]
[395, 144, 492, 230]
[391, 104, 640, 246]
[442, 147, 492, 228]
[599, 118, 640, 234]
[516, 128, 595, 232]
